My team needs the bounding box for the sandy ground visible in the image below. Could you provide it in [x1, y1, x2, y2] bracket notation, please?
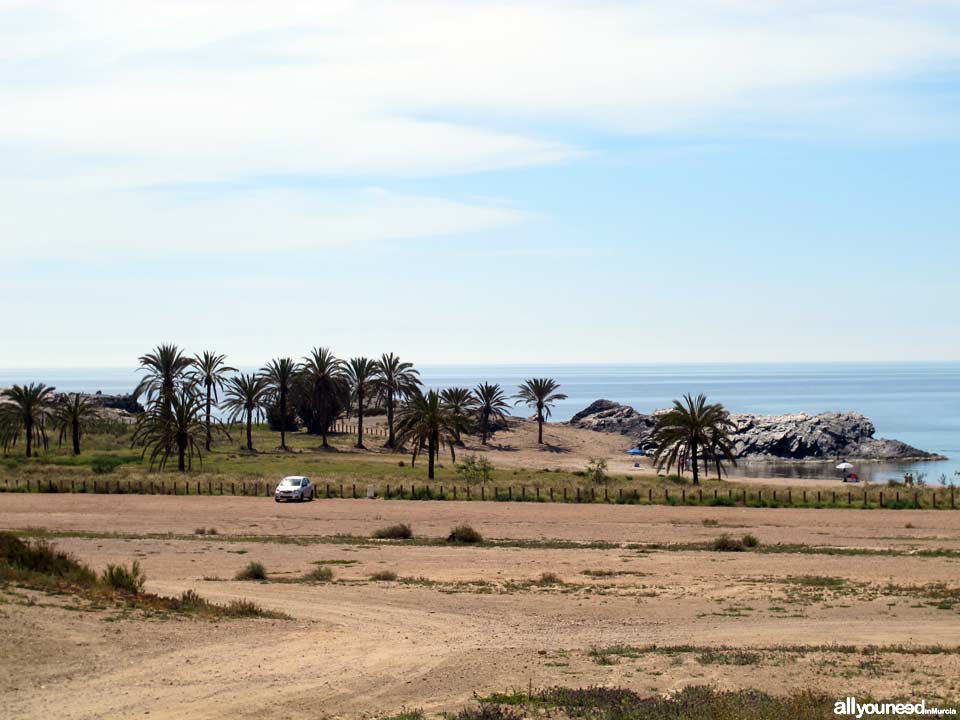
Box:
[2, 496, 960, 719]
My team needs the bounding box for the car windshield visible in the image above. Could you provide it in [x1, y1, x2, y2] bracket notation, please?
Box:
[283, 479, 302, 486]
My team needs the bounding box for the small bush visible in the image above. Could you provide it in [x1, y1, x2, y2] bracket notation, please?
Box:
[452, 705, 524, 720]
[447, 525, 483, 544]
[90, 455, 124, 475]
[194, 527, 207, 535]
[372, 523, 413, 540]
[586, 457, 608, 484]
[0, 532, 97, 585]
[101, 561, 146, 594]
[702, 518, 720, 527]
[398, 460, 406, 467]
[370, 570, 398, 581]
[303, 566, 333, 582]
[222, 598, 273, 618]
[176, 589, 207, 610]
[235, 561, 267, 581]
[711, 534, 745, 552]
[742, 533, 760, 548]
[457, 454, 495, 483]
[537, 572, 562, 585]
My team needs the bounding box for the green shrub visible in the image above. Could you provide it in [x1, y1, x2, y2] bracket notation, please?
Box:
[101, 561, 146, 594]
[0, 532, 96, 585]
[235, 561, 267, 581]
[370, 570, 398, 581]
[372, 523, 413, 540]
[711, 534, 745, 552]
[447, 525, 482, 544]
[303, 566, 333, 582]
[457, 454, 494, 483]
[586, 457, 608, 484]
[742, 533, 760, 548]
[537, 572, 562, 585]
[90, 455, 124, 474]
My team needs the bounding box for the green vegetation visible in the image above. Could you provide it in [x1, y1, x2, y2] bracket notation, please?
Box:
[447, 524, 483, 544]
[473, 382, 510, 445]
[651, 393, 736, 485]
[470, 685, 911, 720]
[1, 382, 56, 457]
[235, 561, 267, 581]
[513, 378, 568, 445]
[53, 393, 100, 455]
[372, 523, 414, 540]
[711, 534, 761, 552]
[302, 566, 334, 582]
[102, 561, 146, 593]
[370, 570, 398, 581]
[0, 531, 284, 619]
[395, 389, 468, 479]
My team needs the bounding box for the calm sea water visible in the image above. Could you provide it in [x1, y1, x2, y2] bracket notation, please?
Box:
[2, 363, 958, 484]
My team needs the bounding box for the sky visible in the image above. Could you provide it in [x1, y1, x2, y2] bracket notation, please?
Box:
[3, 0, 960, 367]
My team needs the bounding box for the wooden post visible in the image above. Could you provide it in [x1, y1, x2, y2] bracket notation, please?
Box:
[604, 487, 609, 502]
[619, 488, 623, 501]
[879, 491, 884, 507]
[352, 484, 356, 499]
[576, 487, 581, 503]
[563, 488, 567, 502]
[481, 486, 485, 501]
[648, 488, 653, 502]
[467, 486, 471, 500]
[590, 487, 595, 502]
[550, 487, 554, 502]
[832, 491, 836, 504]
[508, 486, 512, 501]
[863, 490, 868, 507]
[698, 489, 702, 503]
[682, 489, 686, 503]
[339, 483, 343, 498]
[773, 490, 777, 502]
[847, 491, 851, 506]
[522, 486, 526, 500]
[664, 488, 669, 502]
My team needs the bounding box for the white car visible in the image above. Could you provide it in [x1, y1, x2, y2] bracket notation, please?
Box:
[274, 476, 315, 503]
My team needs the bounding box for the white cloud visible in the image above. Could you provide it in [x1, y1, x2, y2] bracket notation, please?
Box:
[2, 0, 960, 188]
[0, 184, 528, 258]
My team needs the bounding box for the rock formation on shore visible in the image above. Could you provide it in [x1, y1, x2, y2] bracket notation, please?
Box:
[569, 399, 943, 461]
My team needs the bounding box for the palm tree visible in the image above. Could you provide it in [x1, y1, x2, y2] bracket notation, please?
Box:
[345, 357, 383, 449]
[375, 353, 421, 449]
[0, 383, 56, 457]
[220, 373, 270, 452]
[133, 344, 195, 412]
[299, 347, 348, 448]
[651, 393, 733, 485]
[704, 415, 738, 480]
[131, 388, 209, 471]
[54, 393, 100, 455]
[473, 382, 511, 445]
[261, 357, 298, 451]
[188, 351, 236, 451]
[440, 387, 476, 445]
[513, 378, 568, 445]
[395, 389, 467, 479]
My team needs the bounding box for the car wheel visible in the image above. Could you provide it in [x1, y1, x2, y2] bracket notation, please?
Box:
[275, 497, 280, 503]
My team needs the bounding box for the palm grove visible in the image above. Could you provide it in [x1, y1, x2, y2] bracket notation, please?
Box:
[1, 345, 738, 482]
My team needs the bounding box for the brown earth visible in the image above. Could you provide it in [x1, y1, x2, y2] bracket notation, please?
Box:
[2, 495, 960, 719]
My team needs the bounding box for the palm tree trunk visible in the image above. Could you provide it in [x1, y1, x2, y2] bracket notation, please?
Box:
[691, 440, 700, 485]
[246, 409, 253, 451]
[480, 415, 488, 445]
[25, 417, 33, 458]
[356, 389, 365, 449]
[537, 410, 544, 445]
[385, 391, 395, 448]
[279, 389, 287, 450]
[72, 418, 81, 455]
[428, 431, 436, 479]
[205, 383, 213, 452]
[321, 423, 329, 448]
[177, 435, 186, 472]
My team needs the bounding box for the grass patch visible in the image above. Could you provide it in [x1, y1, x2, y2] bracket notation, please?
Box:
[372, 523, 413, 540]
[447, 525, 483, 544]
[102, 561, 146, 594]
[473, 685, 899, 720]
[302, 566, 334, 582]
[370, 570, 398, 581]
[710, 534, 760, 552]
[235, 561, 267, 581]
[0, 531, 285, 620]
[696, 649, 762, 665]
[536, 572, 563, 585]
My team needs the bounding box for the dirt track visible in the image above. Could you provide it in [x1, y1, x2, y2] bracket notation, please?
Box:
[2, 495, 960, 718]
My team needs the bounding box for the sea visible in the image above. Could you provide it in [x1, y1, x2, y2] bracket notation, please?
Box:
[2, 362, 958, 485]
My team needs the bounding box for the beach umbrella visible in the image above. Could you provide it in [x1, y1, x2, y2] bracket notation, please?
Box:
[836, 462, 854, 471]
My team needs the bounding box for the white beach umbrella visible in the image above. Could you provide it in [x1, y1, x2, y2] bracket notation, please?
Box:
[836, 462, 855, 471]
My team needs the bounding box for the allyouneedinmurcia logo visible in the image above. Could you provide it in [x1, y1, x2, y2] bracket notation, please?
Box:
[835, 697, 957, 717]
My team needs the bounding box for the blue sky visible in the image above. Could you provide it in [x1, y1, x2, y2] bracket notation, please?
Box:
[3, 1, 960, 366]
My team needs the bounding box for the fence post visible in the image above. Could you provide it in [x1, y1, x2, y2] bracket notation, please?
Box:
[508, 487, 512, 501]
[481, 486, 485, 501]
[576, 487, 580, 503]
[863, 490, 868, 507]
[591, 487, 595, 502]
[550, 487, 554, 501]
[914, 491, 919, 508]
[522, 486, 526, 500]
[832, 491, 836, 504]
[698, 489, 702, 503]
[952, 487, 956, 509]
[453, 486, 457, 500]
[563, 488, 567, 502]
[880, 491, 884, 508]
[648, 488, 653, 502]
[682, 489, 685, 503]
[467, 486, 471, 500]
[339, 483, 343, 498]
[619, 488, 623, 501]
[664, 488, 669, 502]
[352, 484, 356, 499]
[847, 492, 851, 506]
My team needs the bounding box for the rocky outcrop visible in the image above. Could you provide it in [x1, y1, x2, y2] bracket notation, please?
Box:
[53, 392, 143, 424]
[569, 400, 943, 461]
